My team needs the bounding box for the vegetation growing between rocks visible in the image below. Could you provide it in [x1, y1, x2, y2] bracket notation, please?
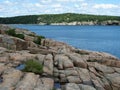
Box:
[23, 60, 43, 74]
[6, 29, 25, 39]
[34, 35, 45, 45]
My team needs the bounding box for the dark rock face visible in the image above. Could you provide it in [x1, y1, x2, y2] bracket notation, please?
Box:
[0, 35, 28, 50]
[0, 24, 120, 90]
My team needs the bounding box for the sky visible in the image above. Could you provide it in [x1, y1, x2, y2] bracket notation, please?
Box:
[0, 0, 120, 17]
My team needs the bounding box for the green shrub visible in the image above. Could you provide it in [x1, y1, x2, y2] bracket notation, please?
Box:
[28, 33, 35, 37]
[6, 29, 25, 39]
[23, 60, 43, 74]
[15, 34, 25, 39]
[34, 35, 45, 45]
[6, 29, 16, 36]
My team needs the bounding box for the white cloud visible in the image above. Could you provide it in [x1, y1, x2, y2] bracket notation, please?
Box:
[57, 0, 84, 2]
[51, 4, 62, 8]
[93, 4, 119, 9]
[0, 0, 120, 17]
[40, 0, 52, 3]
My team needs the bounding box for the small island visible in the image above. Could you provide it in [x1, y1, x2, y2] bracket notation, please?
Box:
[0, 24, 120, 90]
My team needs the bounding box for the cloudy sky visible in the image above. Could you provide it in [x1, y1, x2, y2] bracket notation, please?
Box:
[0, 0, 120, 17]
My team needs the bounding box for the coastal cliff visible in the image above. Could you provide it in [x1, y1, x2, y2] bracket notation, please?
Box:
[0, 24, 120, 90]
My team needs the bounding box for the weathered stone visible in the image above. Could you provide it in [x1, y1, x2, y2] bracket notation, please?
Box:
[58, 70, 67, 82]
[53, 72, 59, 79]
[34, 85, 50, 90]
[114, 67, 120, 74]
[88, 67, 101, 77]
[90, 72, 105, 90]
[15, 73, 39, 90]
[92, 79, 105, 90]
[78, 68, 92, 85]
[9, 53, 26, 61]
[65, 83, 80, 90]
[65, 69, 78, 76]
[0, 63, 7, 74]
[94, 63, 115, 74]
[53, 67, 59, 73]
[99, 77, 112, 90]
[67, 76, 82, 83]
[105, 73, 120, 89]
[43, 54, 53, 75]
[41, 78, 54, 90]
[0, 57, 8, 63]
[24, 35, 34, 41]
[79, 84, 96, 90]
[0, 68, 23, 89]
[0, 47, 7, 54]
[34, 79, 50, 90]
[55, 55, 74, 69]
[67, 54, 87, 68]
[0, 35, 28, 50]
[35, 54, 45, 64]
[0, 87, 14, 90]
[54, 55, 63, 69]
[27, 41, 38, 48]
[41, 39, 73, 53]
[63, 58, 74, 69]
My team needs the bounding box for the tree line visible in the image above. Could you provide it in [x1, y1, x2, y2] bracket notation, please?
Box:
[0, 13, 120, 24]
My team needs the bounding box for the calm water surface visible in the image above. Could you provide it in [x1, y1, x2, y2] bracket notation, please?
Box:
[11, 24, 120, 58]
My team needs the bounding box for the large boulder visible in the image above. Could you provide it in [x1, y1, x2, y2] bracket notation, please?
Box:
[55, 54, 74, 70]
[41, 78, 54, 90]
[67, 53, 87, 68]
[0, 35, 28, 50]
[64, 83, 80, 90]
[94, 63, 115, 74]
[67, 76, 82, 83]
[77, 68, 92, 85]
[43, 54, 53, 75]
[15, 73, 39, 90]
[105, 73, 120, 89]
[79, 84, 96, 90]
[0, 68, 23, 89]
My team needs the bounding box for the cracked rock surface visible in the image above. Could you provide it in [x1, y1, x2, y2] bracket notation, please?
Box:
[0, 24, 120, 90]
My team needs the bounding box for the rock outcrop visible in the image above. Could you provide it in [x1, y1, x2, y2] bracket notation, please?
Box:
[0, 24, 120, 90]
[43, 20, 120, 25]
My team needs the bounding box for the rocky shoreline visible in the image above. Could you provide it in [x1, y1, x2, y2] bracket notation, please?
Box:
[0, 24, 120, 90]
[39, 20, 120, 25]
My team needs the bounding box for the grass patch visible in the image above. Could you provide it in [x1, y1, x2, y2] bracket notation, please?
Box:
[23, 60, 43, 74]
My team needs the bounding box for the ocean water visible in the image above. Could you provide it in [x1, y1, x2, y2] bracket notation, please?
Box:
[11, 24, 120, 58]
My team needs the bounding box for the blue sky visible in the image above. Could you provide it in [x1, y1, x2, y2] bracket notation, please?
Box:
[0, 0, 120, 17]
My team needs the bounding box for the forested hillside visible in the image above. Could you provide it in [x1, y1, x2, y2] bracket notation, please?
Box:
[0, 13, 120, 25]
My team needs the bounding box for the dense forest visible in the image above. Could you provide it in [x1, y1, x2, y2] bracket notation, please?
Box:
[0, 13, 120, 25]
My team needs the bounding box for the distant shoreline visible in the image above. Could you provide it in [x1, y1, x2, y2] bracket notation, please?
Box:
[0, 13, 120, 25]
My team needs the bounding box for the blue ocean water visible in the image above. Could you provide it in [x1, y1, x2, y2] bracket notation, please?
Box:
[11, 24, 120, 58]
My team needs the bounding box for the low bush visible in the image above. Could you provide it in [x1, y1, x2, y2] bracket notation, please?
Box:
[23, 60, 43, 74]
[34, 35, 45, 45]
[6, 29, 16, 36]
[6, 29, 25, 39]
[15, 34, 25, 39]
